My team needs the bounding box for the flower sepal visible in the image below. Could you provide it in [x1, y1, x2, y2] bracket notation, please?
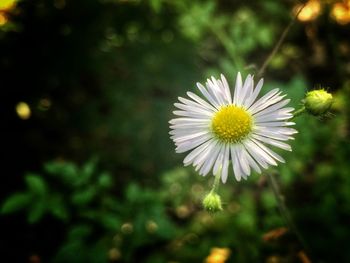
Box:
[203, 191, 223, 213]
[304, 89, 333, 116]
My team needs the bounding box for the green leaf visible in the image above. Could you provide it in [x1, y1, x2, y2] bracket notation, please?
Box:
[71, 187, 97, 206]
[150, 0, 162, 13]
[99, 214, 121, 231]
[98, 173, 113, 188]
[44, 161, 78, 185]
[126, 183, 141, 202]
[25, 174, 47, 196]
[49, 195, 70, 221]
[1, 192, 32, 214]
[67, 225, 92, 240]
[79, 210, 99, 220]
[28, 201, 46, 223]
[80, 159, 97, 182]
[53, 240, 85, 263]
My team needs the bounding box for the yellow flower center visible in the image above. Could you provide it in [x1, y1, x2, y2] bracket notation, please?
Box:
[211, 105, 253, 143]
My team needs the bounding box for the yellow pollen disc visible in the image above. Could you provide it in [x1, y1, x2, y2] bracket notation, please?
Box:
[211, 105, 252, 143]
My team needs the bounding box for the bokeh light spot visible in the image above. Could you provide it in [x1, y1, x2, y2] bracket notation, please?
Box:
[121, 222, 133, 234]
[0, 13, 7, 26]
[295, 0, 321, 22]
[331, 1, 350, 25]
[16, 102, 31, 120]
[176, 205, 190, 218]
[108, 248, 121, 261]
[205, 247, 231, 263]
[145, 220, 158, 233]
[0, 0, 16, 12]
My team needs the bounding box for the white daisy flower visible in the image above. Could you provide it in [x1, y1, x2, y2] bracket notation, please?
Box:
[169, 72, 297, 183]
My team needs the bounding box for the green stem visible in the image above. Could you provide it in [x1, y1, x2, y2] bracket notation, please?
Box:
[292, 106, 306, 120]
[211, 170, 221, 193]
[266, 173, 313, 260]
[257, 3, 306, 77]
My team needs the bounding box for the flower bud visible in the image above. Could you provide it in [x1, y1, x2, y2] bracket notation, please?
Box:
[304, 89, 333, 116]
[203, 191, 223, 213]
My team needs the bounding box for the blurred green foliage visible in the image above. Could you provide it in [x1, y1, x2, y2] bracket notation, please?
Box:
[1, 0, 350, 262]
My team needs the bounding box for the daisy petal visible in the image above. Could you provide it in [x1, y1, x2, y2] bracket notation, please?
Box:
[221, 144, 230, 183]
[233, 72, 243, 105]
[170, 72, 297, 183]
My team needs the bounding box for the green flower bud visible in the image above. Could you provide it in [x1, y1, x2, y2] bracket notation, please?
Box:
[203, 191, 223, 213]
[304, 89, 333, 116]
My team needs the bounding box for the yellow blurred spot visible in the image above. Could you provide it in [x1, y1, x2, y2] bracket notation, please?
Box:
[175, 205, 190, 218]
[0, 0, 16, 12]
[266, 255, 282, 263]
[121, 222, 133, 234]
[331, 1, 350, 25]
[295, 0, 321, 22]
[108, 248, 121, 261]
[0, 12, 7, 26]
[205, 247, 231, 263]
[16, 102, 31, 120]
[146, 220, 158, 233]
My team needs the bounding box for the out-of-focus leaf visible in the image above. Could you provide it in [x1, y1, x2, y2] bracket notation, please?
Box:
[67, 225, 92, 240]
[179, 1, 215, 41]
[53, 241, 85, 263]
[150, 0, 162, 13]
[25, 174, 47, 196]
[126, 183, 141, 202]
[28, 201, 46, 223]
[49, 195, 69, 221]
[79, 210, 99, 220]
[1, 192, 32, 214]
[44, 161, 78, 185]
[80, 158, 97, 182]
[261, 191, 277, 209]
[98, 173, 113, 188]
[99, 213, 121, 231]
[101, 196, 121, 210]
[71, 187, 97, 206]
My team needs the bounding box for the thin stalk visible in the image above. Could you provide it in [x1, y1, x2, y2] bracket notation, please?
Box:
[257, 3, 306, 77]
[266, 173, 313, 260]
[211, 170, 221, 193]
[292, 106, 306, 120]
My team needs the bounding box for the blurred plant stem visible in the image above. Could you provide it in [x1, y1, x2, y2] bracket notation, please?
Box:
[267, 173, 313, 261]
[257, 3, 306, 77]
